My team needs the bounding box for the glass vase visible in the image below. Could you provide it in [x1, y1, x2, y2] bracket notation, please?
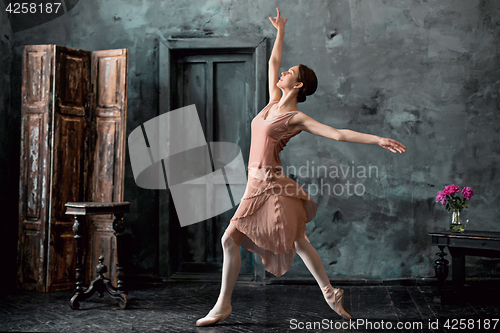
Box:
[449, 209, 464, 232]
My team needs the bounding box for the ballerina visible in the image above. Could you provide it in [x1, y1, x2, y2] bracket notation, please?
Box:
[196, 7, 406, 327]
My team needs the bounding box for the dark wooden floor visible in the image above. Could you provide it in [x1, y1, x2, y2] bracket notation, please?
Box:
[1, 279, 499, 332]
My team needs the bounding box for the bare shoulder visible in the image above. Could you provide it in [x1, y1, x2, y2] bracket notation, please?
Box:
[287, 111, 313, 134]
[287, 111, 331, 136]
[288, 111, 315, 127]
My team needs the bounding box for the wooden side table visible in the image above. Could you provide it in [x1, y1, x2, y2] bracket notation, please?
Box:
[429, 230, 500, 288]
[65, 202, 130, 309]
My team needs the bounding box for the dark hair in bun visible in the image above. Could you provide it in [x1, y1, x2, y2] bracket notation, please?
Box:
[297, 64, 318, 103]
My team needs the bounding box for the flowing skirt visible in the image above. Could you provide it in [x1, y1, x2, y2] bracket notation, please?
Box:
[226, 166, 318, 277]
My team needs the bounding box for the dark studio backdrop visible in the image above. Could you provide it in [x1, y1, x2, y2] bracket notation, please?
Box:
[1, 0, 499, 291]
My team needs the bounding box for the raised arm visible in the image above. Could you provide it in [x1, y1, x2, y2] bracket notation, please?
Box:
[268, 8, 287, 102]
[289, 112, 407, 154]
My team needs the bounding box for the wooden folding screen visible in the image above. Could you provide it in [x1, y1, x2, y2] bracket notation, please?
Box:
[17, 45, 128, 292]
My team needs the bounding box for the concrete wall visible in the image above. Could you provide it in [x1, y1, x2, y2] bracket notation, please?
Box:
[1, 1, 17, 290]
[2, 0, 499, 287]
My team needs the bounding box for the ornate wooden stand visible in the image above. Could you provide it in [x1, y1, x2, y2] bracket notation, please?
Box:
[65, 202, 130, 309]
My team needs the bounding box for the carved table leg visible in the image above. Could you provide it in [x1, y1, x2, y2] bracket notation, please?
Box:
[113, 213, 126, 294]
[432, 245, 449, 304]
[71, 255, 129, 309]
[72, 215, 85, 296]
[434, 245, 449, 284]
[71, 256, 112, 309]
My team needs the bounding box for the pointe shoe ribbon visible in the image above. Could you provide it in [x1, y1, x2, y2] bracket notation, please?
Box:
[321, 284, 353, 320]
[196, 305, 232, 327]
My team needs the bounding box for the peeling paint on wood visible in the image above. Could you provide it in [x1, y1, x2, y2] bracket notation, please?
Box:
[17, 45, 128, 291]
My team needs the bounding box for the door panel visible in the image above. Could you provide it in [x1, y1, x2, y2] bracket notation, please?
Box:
[18, 45, 53, 291]
[86, 49, 128, 286]
[47, 46, 91, 292]
[170, 53, 254, 274]
[212, 59, 254, 271]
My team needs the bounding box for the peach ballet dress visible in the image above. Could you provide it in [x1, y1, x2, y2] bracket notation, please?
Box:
[226, 100, 318, 277]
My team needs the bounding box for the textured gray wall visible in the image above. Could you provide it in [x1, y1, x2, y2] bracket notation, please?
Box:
[2, 0, 499, 287]
[1, 1, 16, 289]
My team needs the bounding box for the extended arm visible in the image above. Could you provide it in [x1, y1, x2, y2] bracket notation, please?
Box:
[268, 8, 287, 102]
[337, 129, 379, 144]
[289, 112, 407, 154]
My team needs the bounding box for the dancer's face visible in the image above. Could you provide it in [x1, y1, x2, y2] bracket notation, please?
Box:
[277, 65, 303, 91]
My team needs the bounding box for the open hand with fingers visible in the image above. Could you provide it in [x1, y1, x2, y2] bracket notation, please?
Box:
[269, 7, 288, 31]
[378, 138, 407, 154]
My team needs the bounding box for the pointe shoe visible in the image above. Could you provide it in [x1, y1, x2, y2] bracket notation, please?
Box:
[321, 284, 353, 320]
[196, 305, 232, 327]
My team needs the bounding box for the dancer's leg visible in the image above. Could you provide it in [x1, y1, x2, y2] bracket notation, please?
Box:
[218, 231, 241, 304]
[294, 237, 330, 288]
[196, 231, 240, 326]
[294, 237, 353, 319]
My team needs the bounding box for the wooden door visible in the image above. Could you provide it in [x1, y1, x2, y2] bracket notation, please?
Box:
[85, 49, 128, 286]
[18, 45, 91, 292]
[18, 45, 55, 292]
[46, 46, 92, 292]
[167, 51, 256, 276]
